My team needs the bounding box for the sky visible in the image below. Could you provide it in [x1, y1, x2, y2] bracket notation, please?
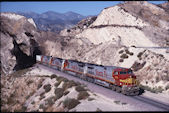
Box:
[0, 1, 167, 16]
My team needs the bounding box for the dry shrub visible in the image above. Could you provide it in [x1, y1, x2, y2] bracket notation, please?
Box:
[43, 84, 51, 93]
[62, 80, 78, 91]
[50, 74, 58, 79]
[131, 61, 146, 71]
[119, 50, 124, 54]
[45, 96, 56, 106]
[119, 59, 124, 62]
[63, 98, 80, 110]
[55, 81, 62, 88]
[75, 85, 86, 92]
[77, 91, 89, 100]
[56, 76, 68, 83]
[120, 54, 128, 59]
[54, 88, 64, 100]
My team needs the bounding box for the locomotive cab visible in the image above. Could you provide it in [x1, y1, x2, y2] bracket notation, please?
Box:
[113, 68, 140, 95]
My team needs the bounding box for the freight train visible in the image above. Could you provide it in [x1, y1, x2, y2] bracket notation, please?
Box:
[36, 55, 140, 95]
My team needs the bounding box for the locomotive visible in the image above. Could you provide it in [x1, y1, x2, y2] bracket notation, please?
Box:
[36, 55, 140, 95]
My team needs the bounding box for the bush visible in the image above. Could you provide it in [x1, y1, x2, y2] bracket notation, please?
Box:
[119, 59, 124, 62]
[62, 80, 78, 91]
[131, 61, 146, 71]
[120, 54, 128, 59]
[54, 88, 64, 100]
[129, 52, 134, 56]
[75, 85, 86, 92]
[165, 84, 169, 90]
[118, 50, 124, 54]
[114, 100, 120, 104]
[63, 98, 80, 110]
[50, 74, 57, 79]
[45, 96, 55, 106]
[88, 97, 95, 101]
[139, 85, 164, 93]
[96, 108, 102, 112]
[55, 81, 62, 88]
[137, 50, 145, 59]
[56, 76, 68, 83]
[77, 91, 89, 100]
[43, 84, 51, 93]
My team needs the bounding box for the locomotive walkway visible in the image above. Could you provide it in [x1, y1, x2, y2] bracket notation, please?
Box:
[37, 64, 169, 111]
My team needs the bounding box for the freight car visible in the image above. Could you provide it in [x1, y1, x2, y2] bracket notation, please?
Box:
[36, 55, 140, 95]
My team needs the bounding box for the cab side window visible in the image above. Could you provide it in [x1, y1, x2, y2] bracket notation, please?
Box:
[114, 71, 118, 75]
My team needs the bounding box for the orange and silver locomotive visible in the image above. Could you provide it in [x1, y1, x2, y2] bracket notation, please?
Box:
[36, 55, 140, 95]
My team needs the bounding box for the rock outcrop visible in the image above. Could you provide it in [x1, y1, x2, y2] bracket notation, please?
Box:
[0, 13, 42, 74]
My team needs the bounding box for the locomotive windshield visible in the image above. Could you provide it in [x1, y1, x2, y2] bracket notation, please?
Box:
[119, 69, 133, 74]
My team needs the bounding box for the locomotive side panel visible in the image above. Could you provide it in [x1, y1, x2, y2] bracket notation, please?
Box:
[64, 60, 83, 76]
[42, 56, 51, 65]
[51, 57, 63, 70]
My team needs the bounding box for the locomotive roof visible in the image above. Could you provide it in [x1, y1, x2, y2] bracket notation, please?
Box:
[38, 55, 130, 70]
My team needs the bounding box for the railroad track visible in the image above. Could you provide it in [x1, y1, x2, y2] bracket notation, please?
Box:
[37, 64, 169, 111]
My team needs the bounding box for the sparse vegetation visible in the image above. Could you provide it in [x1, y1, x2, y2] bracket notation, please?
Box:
[88, 97, 95, 101]
[10, 68, 31, 77]
[114, 100, 120, 104]
[45, 96, 56, 106]
[50, 74, 57, 79]
[77, 91, 89, 100]
[75, 85, 86, 92]
[63, 97, 80, 110]
[121, 102, 127, 105]
[62, 80, 78, 91]
[56, 76, 68, 83]
[43, 84, 51, 93]
[119, 59, 124, 62]
[54, 88, 64, 100]
[63, 90, 70, 96]
[120, 54, 129, 59]
[55, 81, 62, 87]
[137, 50, 146, 60]
[131, 61, 146, 71]
[119, 50, 124, 54]
[165, 84, 169, 90]
[96, 108, 102, 112]
[139, 84, 164, 93]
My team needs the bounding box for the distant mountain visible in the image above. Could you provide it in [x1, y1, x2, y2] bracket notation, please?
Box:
[16, 11, 86, 33]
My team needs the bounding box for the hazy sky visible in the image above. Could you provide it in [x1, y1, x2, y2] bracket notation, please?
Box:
[1, 1, 167, 16]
